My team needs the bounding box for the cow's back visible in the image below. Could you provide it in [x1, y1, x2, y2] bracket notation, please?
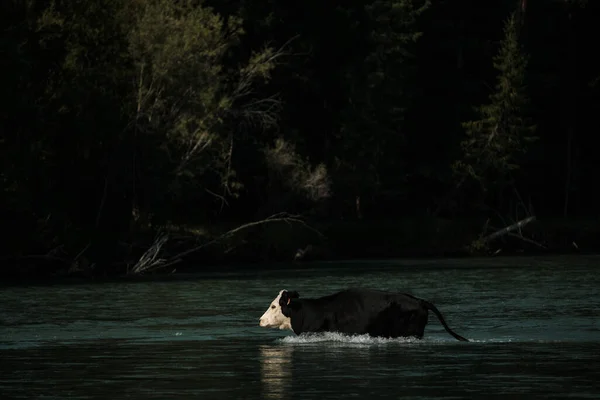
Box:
[305, 289, 426, 336]
[352, 289, 429, 338]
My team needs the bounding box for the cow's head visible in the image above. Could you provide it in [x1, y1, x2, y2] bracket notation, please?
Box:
[259, 289, 300, 330]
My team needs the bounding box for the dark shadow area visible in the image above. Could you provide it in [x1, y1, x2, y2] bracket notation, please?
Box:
[2, 0, 600, 281]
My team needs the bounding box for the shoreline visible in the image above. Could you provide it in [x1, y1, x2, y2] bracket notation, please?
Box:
[2, 252, 598, 288]
[3, 216, 599, 284]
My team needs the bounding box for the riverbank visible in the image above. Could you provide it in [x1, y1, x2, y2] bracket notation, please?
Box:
[3, 216, 599, 281]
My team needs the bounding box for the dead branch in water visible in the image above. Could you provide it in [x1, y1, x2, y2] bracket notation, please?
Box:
[486, 228, 547, 249]
[129, 213, 323, 275]
[505, 231, 546, 249]
[481, 216, 536, 244]
[474, 216, 546, 253]
[130, 233, 169, 275]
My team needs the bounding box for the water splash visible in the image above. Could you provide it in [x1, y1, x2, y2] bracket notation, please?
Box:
[276, 332, 574, 345]
[279, 332, 428, 345]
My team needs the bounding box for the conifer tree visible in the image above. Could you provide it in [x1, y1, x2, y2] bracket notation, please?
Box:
[453, 10, 536, 193]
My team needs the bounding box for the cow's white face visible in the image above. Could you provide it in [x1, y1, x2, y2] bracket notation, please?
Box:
[259, 290, 292, 331]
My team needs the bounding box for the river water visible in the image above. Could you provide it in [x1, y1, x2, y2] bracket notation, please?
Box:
[1, 256, 599, 399]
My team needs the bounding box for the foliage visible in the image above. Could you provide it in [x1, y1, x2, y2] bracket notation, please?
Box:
[453, 11, 537, 193]
[125, 0, 283, 221]
[335, 0, 431, 197]
[1, 0, 600, 275]
[265, 138, 331, 202]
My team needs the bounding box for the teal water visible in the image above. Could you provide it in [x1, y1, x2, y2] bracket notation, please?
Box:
[1, 256, 599, 399]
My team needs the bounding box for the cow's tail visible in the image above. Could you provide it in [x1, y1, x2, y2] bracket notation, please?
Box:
[422, 300, 469, 342]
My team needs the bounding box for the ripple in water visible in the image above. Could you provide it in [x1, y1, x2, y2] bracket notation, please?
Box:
[280, 331, 426, 345]
[1, 256, 600, 399]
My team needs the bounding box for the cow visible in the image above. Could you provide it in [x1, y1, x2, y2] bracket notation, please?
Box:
[258, 288, 469, 342]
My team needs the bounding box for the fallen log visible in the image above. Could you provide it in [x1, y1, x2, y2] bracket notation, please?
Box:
[481, 216, 536, 244]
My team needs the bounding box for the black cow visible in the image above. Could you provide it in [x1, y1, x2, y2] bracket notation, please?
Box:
[258, 288, 469, 341]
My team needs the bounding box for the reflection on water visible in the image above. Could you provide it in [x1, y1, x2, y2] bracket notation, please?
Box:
[1, 256, 600, 399]
[260, 345, 294, 399]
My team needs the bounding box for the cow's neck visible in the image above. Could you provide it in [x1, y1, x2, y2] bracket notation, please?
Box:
[289, 303, 306, 335]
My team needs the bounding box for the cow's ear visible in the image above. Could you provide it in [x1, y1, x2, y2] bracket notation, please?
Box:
[279, 291, 291, 317]
[279, 290, 299, 317]
[279, 291, 289, 307]
[279, 290, 299, 307]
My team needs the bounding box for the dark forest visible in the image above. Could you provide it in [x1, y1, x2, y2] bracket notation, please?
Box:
[1, 0, 599, 278]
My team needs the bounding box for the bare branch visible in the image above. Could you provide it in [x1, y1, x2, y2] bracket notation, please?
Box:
[505, 231, 546, 249]
[205, 187, 229, 210]
[127, 214, 324, 275]
[480, 216, 535, 244]
[130, 232, 169, 275]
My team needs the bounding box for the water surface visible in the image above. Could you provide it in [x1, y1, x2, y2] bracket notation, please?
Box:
[1, 256, 599, 399]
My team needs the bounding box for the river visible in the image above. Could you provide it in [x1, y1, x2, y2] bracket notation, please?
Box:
[1, 256, 599, 399]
